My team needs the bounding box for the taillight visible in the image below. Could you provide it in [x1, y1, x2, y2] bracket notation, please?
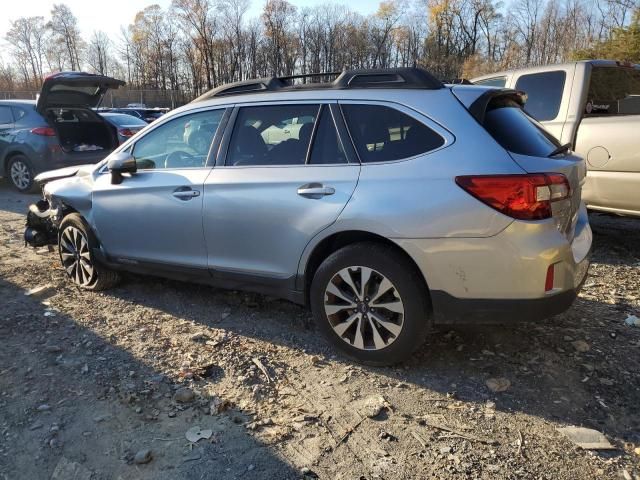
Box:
[118, 128, 136, 137]
[30, 127, 56, 136]
[545, 264, 555, 291]
[455, 174, 571, 220]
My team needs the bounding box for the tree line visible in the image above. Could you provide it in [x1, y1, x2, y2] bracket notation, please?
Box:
[1, 0, 639, 99]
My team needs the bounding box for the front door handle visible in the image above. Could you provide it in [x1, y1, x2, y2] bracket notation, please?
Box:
[297, 183, 335, 199]
[172, 187, 200, 201]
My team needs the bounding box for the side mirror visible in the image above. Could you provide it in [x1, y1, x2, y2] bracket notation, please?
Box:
[107, 152, 137, 184]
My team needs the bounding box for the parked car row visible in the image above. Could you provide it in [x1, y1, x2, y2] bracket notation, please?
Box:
[0, 72, 172, 191]
[23, 67, 592, 365]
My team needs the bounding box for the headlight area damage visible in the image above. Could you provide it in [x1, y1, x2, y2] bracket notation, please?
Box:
[24, 164, 94, 248]
[24, 197, 63, 247]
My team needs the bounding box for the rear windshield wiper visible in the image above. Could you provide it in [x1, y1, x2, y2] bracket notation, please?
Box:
[548, 143, 572, 157]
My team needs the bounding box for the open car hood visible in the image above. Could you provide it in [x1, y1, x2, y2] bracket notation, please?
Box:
[36, 72, 125, 114]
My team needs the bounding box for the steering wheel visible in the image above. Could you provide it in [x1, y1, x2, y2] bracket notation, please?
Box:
[164, 150, 201, 169]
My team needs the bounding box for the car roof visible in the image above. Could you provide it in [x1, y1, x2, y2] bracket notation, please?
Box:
[0, 99, 36, 106]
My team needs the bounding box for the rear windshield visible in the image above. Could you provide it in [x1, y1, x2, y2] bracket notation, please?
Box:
[483, 98, 561, 157]
[105, 114, 147, 126]
[586, 66, 640, 116]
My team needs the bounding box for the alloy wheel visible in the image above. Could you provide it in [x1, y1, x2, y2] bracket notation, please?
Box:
[59, 226, 95, 287]
[10, 160, 31, 190]
[323, 266, 405, 351]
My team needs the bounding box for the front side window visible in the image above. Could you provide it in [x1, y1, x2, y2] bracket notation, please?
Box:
[475, 77, 507, 88]
[132, 109, 224, 169]
[515, 71, 566, 121]
[341, 104, 444, 163]
[226, 104, 319, 166]
[586, 67, 640, 116]
[0, 106, 13, 124]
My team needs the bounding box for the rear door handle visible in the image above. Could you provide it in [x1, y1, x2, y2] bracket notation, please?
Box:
[297, 183, 335, 199]
[172, 187, 200, 201]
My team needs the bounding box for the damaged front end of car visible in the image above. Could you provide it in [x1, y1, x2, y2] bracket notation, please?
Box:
[24, 165, 96, 248]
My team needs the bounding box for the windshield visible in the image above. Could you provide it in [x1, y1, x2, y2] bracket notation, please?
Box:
[586, 66, 640, 116]
[483, 98, 561, 157]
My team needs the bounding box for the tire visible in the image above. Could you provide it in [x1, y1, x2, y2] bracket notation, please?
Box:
[7, 155, 37, 193]
[310, 242, 431, 366]
[58, 213, 120, 291]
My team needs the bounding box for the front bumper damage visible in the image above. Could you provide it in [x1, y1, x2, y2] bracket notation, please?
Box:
[24, 198, 61, 247]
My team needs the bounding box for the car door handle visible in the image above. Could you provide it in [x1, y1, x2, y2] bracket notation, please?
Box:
[297, 183, 335, 199]
[172, 187, 200, 200]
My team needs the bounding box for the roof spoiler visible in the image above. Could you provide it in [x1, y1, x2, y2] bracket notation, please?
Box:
[466, 89, 527, 124]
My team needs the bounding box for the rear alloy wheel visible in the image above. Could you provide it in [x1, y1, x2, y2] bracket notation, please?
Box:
[8, 156, 35, 192]
[324, 266, 405, 351]
[58, 214, 120, 291]
[311, 242, 431, 365]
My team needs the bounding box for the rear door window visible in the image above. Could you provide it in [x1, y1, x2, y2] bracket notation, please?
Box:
[514, 71, 566, 121]
[586, 67, 640, 116]
[341, 104, 444, 163]
[0, 106, 13, 124]
[483, 97, 561, 157]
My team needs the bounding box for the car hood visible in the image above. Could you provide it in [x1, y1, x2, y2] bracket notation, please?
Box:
[34, 164, 95, 186]
[36, 72, 125, 113]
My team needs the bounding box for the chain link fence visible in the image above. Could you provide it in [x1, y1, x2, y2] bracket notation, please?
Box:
[0, 89, 191, 110]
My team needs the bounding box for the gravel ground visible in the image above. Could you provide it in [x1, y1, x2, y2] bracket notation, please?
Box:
[1, 179, 639, 480]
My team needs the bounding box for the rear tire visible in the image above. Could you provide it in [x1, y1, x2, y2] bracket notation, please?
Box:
[7, 155, 36, 193]
[310, 242, 430, 366]
[58, 213, 120, 291]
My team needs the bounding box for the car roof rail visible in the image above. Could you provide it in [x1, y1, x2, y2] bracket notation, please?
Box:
[191, 67, 444, 103]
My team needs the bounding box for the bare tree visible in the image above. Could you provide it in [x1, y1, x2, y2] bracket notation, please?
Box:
[48, 4, 83, 70]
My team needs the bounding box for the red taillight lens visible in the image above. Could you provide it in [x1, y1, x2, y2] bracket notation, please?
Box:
[545, 264, 555, 291]
[30, 127, 56, 136]
[118, 128, 135, 137]
[455, 174, 570, 220]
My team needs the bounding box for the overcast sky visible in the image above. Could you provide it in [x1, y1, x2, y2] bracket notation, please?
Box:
[1, 0, 378, 45]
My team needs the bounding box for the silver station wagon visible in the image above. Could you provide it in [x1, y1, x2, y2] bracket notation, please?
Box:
[25, 68, 592, 364]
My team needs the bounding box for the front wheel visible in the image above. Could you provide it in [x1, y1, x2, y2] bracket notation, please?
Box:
[58, 214, 120, 291]
[310, 242, 431, 365]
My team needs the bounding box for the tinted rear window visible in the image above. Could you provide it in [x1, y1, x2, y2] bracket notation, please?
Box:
[515, 71, 566, 121]
[105, 114, 147, 126]
[342, 104, 444, 163]
[483, 98, 561, 157]
[586, 67, 640, 116]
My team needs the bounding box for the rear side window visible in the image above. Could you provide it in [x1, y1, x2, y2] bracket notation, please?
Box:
[586, 67, 640, 116]
[515, 71, 566, 121]
[341, 104, 444, 163]
[0, 106, 13, 124]
[475, 77, 506, 88]
[11, 107, 27, 122]
[483, 98, 561, 157]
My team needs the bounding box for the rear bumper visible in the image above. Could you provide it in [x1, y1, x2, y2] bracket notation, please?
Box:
[393, 203, 592, 324]
[429, 266, 588, 324]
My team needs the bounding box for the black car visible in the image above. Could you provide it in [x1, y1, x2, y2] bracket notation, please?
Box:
[0, 72, 125, 192]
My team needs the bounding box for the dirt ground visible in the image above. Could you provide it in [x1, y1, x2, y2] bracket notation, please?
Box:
[1, 180, 639, 480]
